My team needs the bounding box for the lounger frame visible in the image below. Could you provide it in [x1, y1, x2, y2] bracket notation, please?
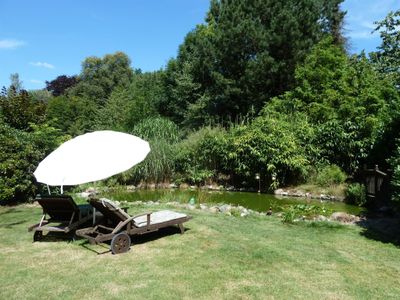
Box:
[76, 199, 191, 253]
[28, 195, 93, 240]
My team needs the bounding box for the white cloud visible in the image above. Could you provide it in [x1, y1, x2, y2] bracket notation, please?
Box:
[0, 39, 26, 49]
[29, 79, 44, 84]
[29, 61, 55, 69]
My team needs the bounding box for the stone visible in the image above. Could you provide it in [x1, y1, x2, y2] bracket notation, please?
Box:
[330, 212, 360, 223]
[209, 206, 220, 213]
[169, 183, 178, 189]
[199, 204, 208, 210]
[219, 204, 232, 213]
[187, 204, 196, 210]
[274, 189, 284, 195]
[315, 215, 328, 221]
[126, 185, 136, 191]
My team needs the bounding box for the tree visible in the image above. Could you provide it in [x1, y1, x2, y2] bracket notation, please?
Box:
[46, 75, 78, 96]
[370, 9, 400, 89]
[163, 0, 346, 127]
[69, 52, 133, 105]
[8, 73, 23, 96]
[0, 90, 46, 131]
[266, 37, 400, 174]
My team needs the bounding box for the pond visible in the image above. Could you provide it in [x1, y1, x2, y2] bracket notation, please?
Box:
[104, 189, 362, 215]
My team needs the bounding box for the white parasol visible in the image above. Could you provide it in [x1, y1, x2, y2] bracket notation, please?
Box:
[34, 130, 150, 191]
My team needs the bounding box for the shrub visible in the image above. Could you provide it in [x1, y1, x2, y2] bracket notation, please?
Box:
[0, 122, 69, 204]
[0, 124, 41, 203]
[345, 183, 366, 206]
[174, 126, 228, 185]
[281, 204, 331, 224]
[316, 165, 347, 186]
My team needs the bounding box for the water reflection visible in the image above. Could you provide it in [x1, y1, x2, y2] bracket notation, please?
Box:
[104, 189, 362, 214]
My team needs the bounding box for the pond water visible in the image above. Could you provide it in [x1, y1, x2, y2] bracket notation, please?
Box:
[104, 189, 362, 215]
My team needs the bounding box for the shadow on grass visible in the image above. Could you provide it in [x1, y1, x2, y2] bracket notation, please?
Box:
[77, 226, 191, 255]
[0, 220, 26, 228]
[357, 217, 400, 247]
[75, 226, 190, 255]
[0, 208, 25, 216]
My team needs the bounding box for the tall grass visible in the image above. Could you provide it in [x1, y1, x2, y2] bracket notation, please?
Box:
[123, 117, 181, 183]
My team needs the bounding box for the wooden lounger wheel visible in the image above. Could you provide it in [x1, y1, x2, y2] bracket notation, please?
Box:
[33, 230, 43, 242]
[111, 233, 131, 254]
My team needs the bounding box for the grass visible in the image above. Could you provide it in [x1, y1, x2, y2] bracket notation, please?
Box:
[1, 203, 400, 299]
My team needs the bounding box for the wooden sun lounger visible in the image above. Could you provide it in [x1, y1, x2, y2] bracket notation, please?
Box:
[76, 198, 192, 254]
[28, 195, 94, 241]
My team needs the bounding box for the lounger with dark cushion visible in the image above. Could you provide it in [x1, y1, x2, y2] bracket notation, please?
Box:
[76, 198, 192, 254]
[28, 195, 94, 241]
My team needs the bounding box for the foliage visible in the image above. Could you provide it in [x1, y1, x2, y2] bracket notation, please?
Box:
[68, 52, 133, 105]
[0, 120, 69, 203]
[0, 123, 41, 203]
[174, 126, 228, 185]
[162, 0, 345, 126]
[125, 71, 163, 128]
[388, 140, 400, 202]
[29, 89, 53, 103]
[281, 204, 332, 224]
[370, 9, 400, 88]
[227, 113, 311, 188]
[345, 183, 367, 206]
[0, 90, 46, 131]
[46, 95, 99, 136]
[46, 75, 79, 96]
[315, 165, 347, 187]
[267, 37, 400, 174]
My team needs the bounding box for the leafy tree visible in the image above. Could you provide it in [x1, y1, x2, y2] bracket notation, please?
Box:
[227, 113, 311, 188]
[0, 90, 46, 131]
[163, 0, 346, 127]
[0, 123, 41, 203]
[126, 71, 163, 129]
[46, 95, 98, 135]
[69, 52, 133, 105]
[95, 87, 132, 131]
[46, 75, 79, 96]
[0, 121, 69, 204]
[174, 126, 229, 185]
[370, 9, 400, 88]
[268, 37, 400, 173]
[8, 73, 23, 96]
[29, 89, 53, 103]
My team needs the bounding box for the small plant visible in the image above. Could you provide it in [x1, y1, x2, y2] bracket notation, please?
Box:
[345, 183, 366, 206]
[316, 165, 347, 186]
[281, 204, 332, 224]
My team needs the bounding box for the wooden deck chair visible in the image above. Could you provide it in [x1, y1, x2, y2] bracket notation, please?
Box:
[28, 195, 94, 241]
[76, 198, 191, 254]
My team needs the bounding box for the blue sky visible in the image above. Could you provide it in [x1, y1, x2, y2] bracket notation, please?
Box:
[0, 0, 398, 90]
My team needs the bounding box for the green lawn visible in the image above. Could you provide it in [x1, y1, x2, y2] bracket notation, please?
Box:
[1, 203, 400, 299]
